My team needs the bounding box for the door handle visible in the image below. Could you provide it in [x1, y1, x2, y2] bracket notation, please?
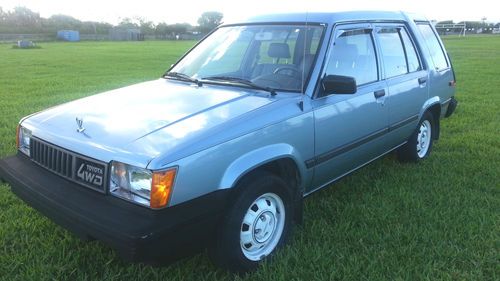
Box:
[374, 89, 385, 98]
[418, 77, 427, 85]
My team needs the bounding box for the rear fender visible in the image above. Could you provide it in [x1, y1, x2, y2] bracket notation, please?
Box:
[420, 96, 441, 140]
[419, 96, 441, 119]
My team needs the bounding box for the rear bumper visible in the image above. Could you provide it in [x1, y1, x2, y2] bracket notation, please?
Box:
[443, 96, 458, 118]
[0, 154, 229, 262]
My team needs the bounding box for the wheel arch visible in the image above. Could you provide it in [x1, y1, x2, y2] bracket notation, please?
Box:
[420, 96, 441, 140]
[219, 144, 307, 223]
[219, 144, 305, 192]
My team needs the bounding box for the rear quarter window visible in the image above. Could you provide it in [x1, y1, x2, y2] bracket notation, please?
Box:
[417, 23, 449, 70]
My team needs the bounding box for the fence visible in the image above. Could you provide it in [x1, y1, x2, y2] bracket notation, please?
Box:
[0, 33, 55, 43]
[0, 33, 200, 43]
[79, 34, 109, 41]
[0, 33, 110, 43]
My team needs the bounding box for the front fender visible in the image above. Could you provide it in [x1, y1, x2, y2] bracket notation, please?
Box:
[219, 143, 308, 190]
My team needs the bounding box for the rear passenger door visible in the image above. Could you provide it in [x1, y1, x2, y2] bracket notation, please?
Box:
[310, 24, 390, 189]
[374, 24, 428, 147]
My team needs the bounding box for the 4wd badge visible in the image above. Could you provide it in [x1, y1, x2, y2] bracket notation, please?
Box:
[74, 157, 105, 192]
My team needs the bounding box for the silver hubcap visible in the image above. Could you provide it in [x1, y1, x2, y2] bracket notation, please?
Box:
[240, 193, 285, 261]
[417, 120, 432, 158]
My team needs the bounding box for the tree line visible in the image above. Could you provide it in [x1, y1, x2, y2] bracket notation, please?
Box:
[0, 6, 223, 36]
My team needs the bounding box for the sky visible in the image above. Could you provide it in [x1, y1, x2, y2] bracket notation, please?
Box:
[1, 0, 499, 25]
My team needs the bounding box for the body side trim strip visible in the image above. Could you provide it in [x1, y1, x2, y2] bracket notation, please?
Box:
[304, 142, 407, 196]
[388, 114, 418, 132]
[305, 115, 418, 168]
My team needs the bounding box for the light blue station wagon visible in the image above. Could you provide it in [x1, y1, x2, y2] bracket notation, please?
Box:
[0, 11, 457, 272]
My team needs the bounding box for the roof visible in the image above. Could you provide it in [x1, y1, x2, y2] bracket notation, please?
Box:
[224, 11, 429, 26]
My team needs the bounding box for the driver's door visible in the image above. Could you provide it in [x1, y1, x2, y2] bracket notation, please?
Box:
[309, 24, 390, 189]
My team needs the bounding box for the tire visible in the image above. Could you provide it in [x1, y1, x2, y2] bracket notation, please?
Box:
[208, 171, 293, 273]
[397, 111, 435, 162]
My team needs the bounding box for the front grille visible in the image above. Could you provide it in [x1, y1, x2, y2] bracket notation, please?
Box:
[31, 138, 74, 178]
[29, 138, 108, 193]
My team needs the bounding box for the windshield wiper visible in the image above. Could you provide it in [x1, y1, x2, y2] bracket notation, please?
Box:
[163, 71, 202, 87]
[202, 76, 276, 96]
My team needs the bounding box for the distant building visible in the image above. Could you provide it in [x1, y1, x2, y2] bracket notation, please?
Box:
[57, 30, 80, 42]
[109, 28, 144, 41]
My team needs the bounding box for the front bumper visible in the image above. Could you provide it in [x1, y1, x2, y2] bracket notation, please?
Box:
[0, 154, 229, 262]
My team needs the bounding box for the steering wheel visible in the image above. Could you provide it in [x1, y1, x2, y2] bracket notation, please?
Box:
[252, 73, 302, 90]
[273, 66, 300, 77]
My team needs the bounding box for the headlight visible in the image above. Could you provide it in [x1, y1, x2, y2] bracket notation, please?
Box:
[110, 161, 177, 209]
[17, 125, 31, 156]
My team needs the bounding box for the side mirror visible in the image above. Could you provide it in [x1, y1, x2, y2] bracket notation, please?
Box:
[321, 75, 357, 96]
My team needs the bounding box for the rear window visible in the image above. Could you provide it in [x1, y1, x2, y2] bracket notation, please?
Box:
[417, 23, 449, 70]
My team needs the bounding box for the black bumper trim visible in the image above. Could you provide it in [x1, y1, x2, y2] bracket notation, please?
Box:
[444, 97, 458, 118]
[0, 154, 229, 262]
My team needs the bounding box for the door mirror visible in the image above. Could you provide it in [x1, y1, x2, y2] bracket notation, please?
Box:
[321, 75, 357, 96]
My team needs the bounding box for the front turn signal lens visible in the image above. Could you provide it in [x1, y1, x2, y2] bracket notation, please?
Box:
[150, 168, 177, 209]
[16, 124, 20, 149]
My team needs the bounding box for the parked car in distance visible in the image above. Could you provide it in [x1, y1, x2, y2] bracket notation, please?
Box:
[0, 11, 457, 272]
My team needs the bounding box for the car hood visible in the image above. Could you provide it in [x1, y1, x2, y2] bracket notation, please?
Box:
[23, 79, 275, 167]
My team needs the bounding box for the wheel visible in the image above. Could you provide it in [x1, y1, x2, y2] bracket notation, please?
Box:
[208, 171, 293, 273]
[398, 111, 435, 162]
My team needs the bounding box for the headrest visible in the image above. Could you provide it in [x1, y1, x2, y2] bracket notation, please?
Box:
[333, 41, 359, 59]
[268, 43, 291, 59]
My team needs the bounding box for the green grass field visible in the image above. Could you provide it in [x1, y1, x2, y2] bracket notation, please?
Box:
[0, 38, 499, 280]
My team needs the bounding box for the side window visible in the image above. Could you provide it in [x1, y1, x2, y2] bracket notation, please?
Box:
[325, 29, 378, 86]
[400, 28, 421, 72]
[417, 23, 449, 70]
[377, 28, 407, 78]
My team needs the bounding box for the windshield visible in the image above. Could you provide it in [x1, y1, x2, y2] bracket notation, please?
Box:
[169, 24, 324, 92]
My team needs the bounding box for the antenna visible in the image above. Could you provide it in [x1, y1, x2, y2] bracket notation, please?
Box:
[301, 11, 309, 95]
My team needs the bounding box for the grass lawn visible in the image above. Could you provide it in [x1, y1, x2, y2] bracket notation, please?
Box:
[0, 38, 499, 280]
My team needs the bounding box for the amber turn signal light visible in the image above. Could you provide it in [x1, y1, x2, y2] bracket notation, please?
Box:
[150, 168, 177, 209]
[16, 125, 20, 149]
